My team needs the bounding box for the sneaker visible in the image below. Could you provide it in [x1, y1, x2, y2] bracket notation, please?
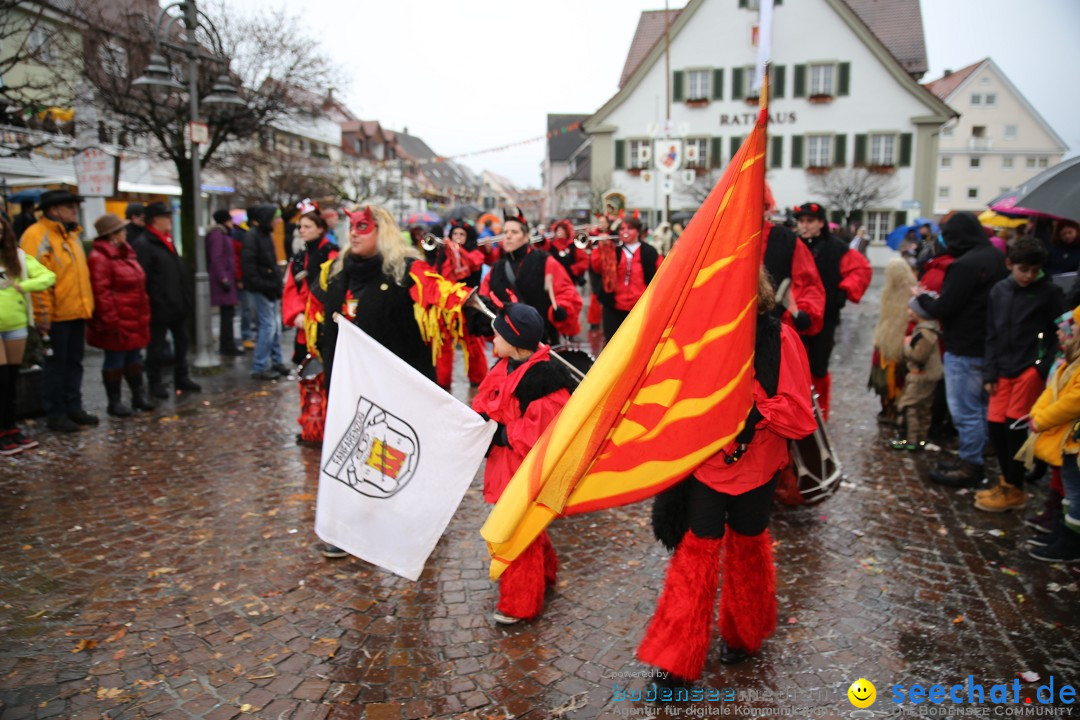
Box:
[149, 383, 170, 399]
[318, 544, 349, 559]
[1026, 493, 1063, 533]
[1028, 532, 1080, 564]
[272, 363, 292, 377]
[929, 460, 983, 488]
[251, 369, 279, 381]
[975, 481, 1026, 512]
[889, 439, 913, 451]
[0, 431, 22, 456]
[975, 476, 1008, 501]
[492, 611, 522, 625]
[67, 409, 99, 426]
[175, 377, 202, 393]
[10, 430, 38, 450]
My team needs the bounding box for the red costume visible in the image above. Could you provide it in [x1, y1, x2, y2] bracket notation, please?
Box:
[762, 221, 826, 336]
[433, 221, 489, 389]
[589, 220, 662, 341]
[471, 345, 572, 620]
[548, 220, 589, 283]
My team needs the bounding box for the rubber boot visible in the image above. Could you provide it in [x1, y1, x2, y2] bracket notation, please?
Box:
[125, 363, 157, 411]
[103, 369, 132, 417]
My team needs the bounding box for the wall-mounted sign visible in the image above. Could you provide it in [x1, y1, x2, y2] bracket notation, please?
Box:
[720, 111, 797, 127]
[654, 139, 684, 175]
[74, 147, 119, 197]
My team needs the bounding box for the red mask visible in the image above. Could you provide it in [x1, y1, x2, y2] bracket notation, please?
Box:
[619, 225, 639, 244]
[345, 206, 375, 235]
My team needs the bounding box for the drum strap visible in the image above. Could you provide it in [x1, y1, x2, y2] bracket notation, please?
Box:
[754, 314, 782, 397]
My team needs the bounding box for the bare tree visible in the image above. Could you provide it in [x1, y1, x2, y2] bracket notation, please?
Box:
[807, 167, 900, 225]
[678, 169, 723, 205]
[229, 138, 338, 209]
[75, 0, 337, 262]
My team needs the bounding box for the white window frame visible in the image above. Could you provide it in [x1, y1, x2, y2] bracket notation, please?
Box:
[99, 40, 128, 79]
[1038, 157, 1049, 168]
[629, 139, 651, 169]
[938, 186, 950, 199]
[1002, 156, 1014, 170]
[869, 133, 897, 166]
[1004, 125, 1018, 140]
[1026, 157, 1037, 169]
[971, 93, 982, 106]
[940, 156, 952, 168]
[969, 157, 981, 169]
[685, 138, 709, 168]
[865, 210, 891, 243]
[967, 187, 979, 199]
[687, 69, 710, 101]
[942, 125, 954, 138]
[806, 134, 833, 168]
[985, 93, 997, 107]
[809, 63, 835, 96]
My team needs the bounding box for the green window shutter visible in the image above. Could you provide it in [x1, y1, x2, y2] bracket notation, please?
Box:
[773, 65, 786, 99]
[834, 134, 847, 167]
[791, 135, 804, 168]
[850, 209, 863, 224]
[837, 62, 851, 96]
[894, 211, 907, 229]
[793, 64, 807, 98]
[615, 139, 626, 170]
[770, 135, 783, 169]
[730, 136, 744, 161]
[830, 210, 843, 224]
[673, 71, 685, 102]
[712, 68, 724, 100]
[732, 67, 745, 100]
[710, 137, 722, 169]
[899, 133, 913, 166]
[853, 133, 868, 167]
[738, 0, 748, 7]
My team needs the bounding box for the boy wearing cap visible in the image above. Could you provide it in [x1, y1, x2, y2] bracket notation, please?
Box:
[471, 303, 576, 625]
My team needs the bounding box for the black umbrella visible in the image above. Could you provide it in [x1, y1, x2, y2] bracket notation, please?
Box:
[669, 210, 695, 224]
[988, 155, 1080, 221]
[445, 204, 482, 221]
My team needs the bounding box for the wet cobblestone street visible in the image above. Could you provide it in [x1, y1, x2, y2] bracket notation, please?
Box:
[2, 275, 1078, 720]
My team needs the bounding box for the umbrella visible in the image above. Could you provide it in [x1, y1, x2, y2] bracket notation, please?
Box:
[405, 211, 442, 226]
[669, 210, 695, 224]
[989, 156, 1080, 221]
[476, 212, 501, 233]
[445, 204, 481, 221]
[977, 210, 1026, 229]
[6, 188, 46, 204]
[885, 217, 939, 251]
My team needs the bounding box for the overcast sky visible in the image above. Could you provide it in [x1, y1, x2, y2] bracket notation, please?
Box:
[236, 0, 1079, 188]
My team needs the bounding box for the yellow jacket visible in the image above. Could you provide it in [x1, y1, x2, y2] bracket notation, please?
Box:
[1032, 346, 1080, 467]
[19, 216, 94, 323]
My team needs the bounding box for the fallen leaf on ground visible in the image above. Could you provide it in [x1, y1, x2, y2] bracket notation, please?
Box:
[953, 616, 964, 624]
[146, 567, 177, 579]
[104, 628, 127, 643]
[72, 639, 97, 653]
[96, 687, 130, 701]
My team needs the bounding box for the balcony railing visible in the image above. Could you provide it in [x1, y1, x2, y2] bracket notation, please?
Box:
[968, 138, 993, 152]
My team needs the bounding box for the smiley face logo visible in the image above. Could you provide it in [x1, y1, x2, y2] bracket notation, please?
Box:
[848, 679, 876, 708]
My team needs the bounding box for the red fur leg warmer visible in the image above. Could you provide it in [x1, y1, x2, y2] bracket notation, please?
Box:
[539, 531, 558, 586]
[718, 530, 776, 654]
[637, 531, 722, 681]
[812, 373, 831, 421]
[497, 534, 547, 620]
[466, 335, 489, 385]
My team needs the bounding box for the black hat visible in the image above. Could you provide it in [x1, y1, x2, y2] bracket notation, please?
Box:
[124, 202, 145, 219]
[792, 201, 827, 222]
[38, 189, 84, 210]
[144, 202, 171, 220]
[493, 303, 544, 351]
[213, 209, 231, 225]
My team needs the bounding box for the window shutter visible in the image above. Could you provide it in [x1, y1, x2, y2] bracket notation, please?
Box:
[830, 210, 843, 224]
[853, 133, 868, 167]
[791, 135, 804, 168]
[894, 211, 907, 229]
[850, 209, 863, 224]
[793, 64, 807, 98]
[837, 62, 851, 96]
[712, 68, 724, 100]
[834, 134, 847, 167]
[770, 135, 783, 169]
[732, 67, 745, 100]
[730, 136, 744, 161]
[738, 0, 748, 7]
[615, 139, 626, 170]
[773, 65, 786, 98]
[710, 137, 722, 169]
[899, 133, 913, 166]
[673, 71, 685, 102]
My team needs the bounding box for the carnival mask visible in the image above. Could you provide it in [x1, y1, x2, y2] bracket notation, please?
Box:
[345, 206, 375, 235]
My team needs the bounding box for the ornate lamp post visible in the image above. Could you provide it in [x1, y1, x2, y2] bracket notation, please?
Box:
[133, 1, 245, 369]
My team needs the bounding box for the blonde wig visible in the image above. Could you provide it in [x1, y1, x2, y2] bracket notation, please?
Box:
[873, 257, 917, 363]
[329, 205, 421, 285]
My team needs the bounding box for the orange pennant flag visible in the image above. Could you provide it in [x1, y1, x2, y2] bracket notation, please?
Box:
[481, 108, 770, 579]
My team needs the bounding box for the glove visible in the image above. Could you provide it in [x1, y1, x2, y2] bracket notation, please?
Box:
[491, 424, 509, 447]
[734, 403, 762, 445]
[552, 306, 568, 322]
[220, 279, 231, 291]
[791, 310, 811, 332]
[575, 275, 586, 287]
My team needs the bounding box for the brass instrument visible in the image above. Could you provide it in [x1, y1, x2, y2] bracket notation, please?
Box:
[573, 232, 618, 250]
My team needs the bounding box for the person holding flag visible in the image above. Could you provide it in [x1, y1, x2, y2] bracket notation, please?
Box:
[472, 303, 575, 624]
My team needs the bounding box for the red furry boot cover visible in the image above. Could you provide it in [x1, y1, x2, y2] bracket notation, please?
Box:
[718, 529, 776, 654]
[637, 531, 722, 681]
[812, 373, 831, 421]
[497, 534, 547, 620]
[539, 531, 558, 587]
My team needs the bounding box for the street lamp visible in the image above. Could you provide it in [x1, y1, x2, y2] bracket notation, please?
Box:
[132, 1, 245, 370]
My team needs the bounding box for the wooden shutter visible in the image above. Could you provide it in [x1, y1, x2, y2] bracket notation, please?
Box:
[770, 135, 783, 168]
[834, 134, 847, 167]
[830, 210, 843, 224]
[837, 62, 851, 96]
[710, 137, 722, 169]
[894, 211, 907, 229]
[712, 68, 724, 100]
[791, 135, 804, 168]
[673, 71, 685, 102]
[773, 65, 786, 99]
[853, 133, 868, 167]
[732, 67, 745, 100]
[730, 136, 744, 161]
[793, 64, 807, 98]
[899, 133, 913, 166]
[615, 139, 626, 170]
[738, 0, 748, 7]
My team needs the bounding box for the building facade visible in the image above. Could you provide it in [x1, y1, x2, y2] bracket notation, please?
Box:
[924, 58, 1068, 216]
[585, 0, 954, 240]
[540, 114, 589, 222]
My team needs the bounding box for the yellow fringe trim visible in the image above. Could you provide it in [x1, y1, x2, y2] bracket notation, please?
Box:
[410, 270, 471, 369]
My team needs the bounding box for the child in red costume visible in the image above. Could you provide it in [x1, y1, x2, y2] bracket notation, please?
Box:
[471, 303, 575, 624]
[640, 270, 816, 690]
[434, 220, 488, 389]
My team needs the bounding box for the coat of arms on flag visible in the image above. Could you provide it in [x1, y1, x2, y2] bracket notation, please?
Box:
[323, 397, 419, 499]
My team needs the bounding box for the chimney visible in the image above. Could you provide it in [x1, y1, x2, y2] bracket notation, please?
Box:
[943, 69, 952, 77]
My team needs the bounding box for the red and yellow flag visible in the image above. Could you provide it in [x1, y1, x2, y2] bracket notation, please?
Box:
[481, 109, 769, 579]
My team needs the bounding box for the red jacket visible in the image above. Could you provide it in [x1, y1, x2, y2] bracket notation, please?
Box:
[479, 252, 583, 338]
[695, 323, 816, 495]
[438, 242, 485, 282]
[762, 222, 826, 336]
[471, 346, 571, 503]
[919, 254, 955, 295]
[591, 242, 662, 311]
[549, 226, 589, 281]
[87, 239, 151, 351]
[282, 238, 337, 347]
[839, 247, 872, 303]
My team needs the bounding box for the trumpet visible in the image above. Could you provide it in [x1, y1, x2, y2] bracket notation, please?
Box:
[419, 233, 510, 252]
[573, 232, 618, 250]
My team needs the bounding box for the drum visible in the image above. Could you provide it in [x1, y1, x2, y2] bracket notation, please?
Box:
[781, 395, 843, 505]
[551, 344, 595, 386]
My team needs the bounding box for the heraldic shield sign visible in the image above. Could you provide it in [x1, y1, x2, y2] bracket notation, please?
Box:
[315, 318, 496, 581]
[323, 396, 420, 499]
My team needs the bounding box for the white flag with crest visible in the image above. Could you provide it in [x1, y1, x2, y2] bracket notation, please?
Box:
[316, 317, 496, 581]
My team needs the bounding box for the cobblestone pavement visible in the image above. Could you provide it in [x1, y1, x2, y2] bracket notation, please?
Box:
[2, 276, 1078, 720]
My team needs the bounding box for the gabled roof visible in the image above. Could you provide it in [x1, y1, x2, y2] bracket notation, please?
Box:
[619, 9, 680, 88]
[923, 59, 984, 100]
[393, 131, 437, 162]
[547, 114, 590, 163]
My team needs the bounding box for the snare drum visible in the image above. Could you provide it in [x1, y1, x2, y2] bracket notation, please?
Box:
[782, 395, 843, 505]
[551, 344, 595, 386]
